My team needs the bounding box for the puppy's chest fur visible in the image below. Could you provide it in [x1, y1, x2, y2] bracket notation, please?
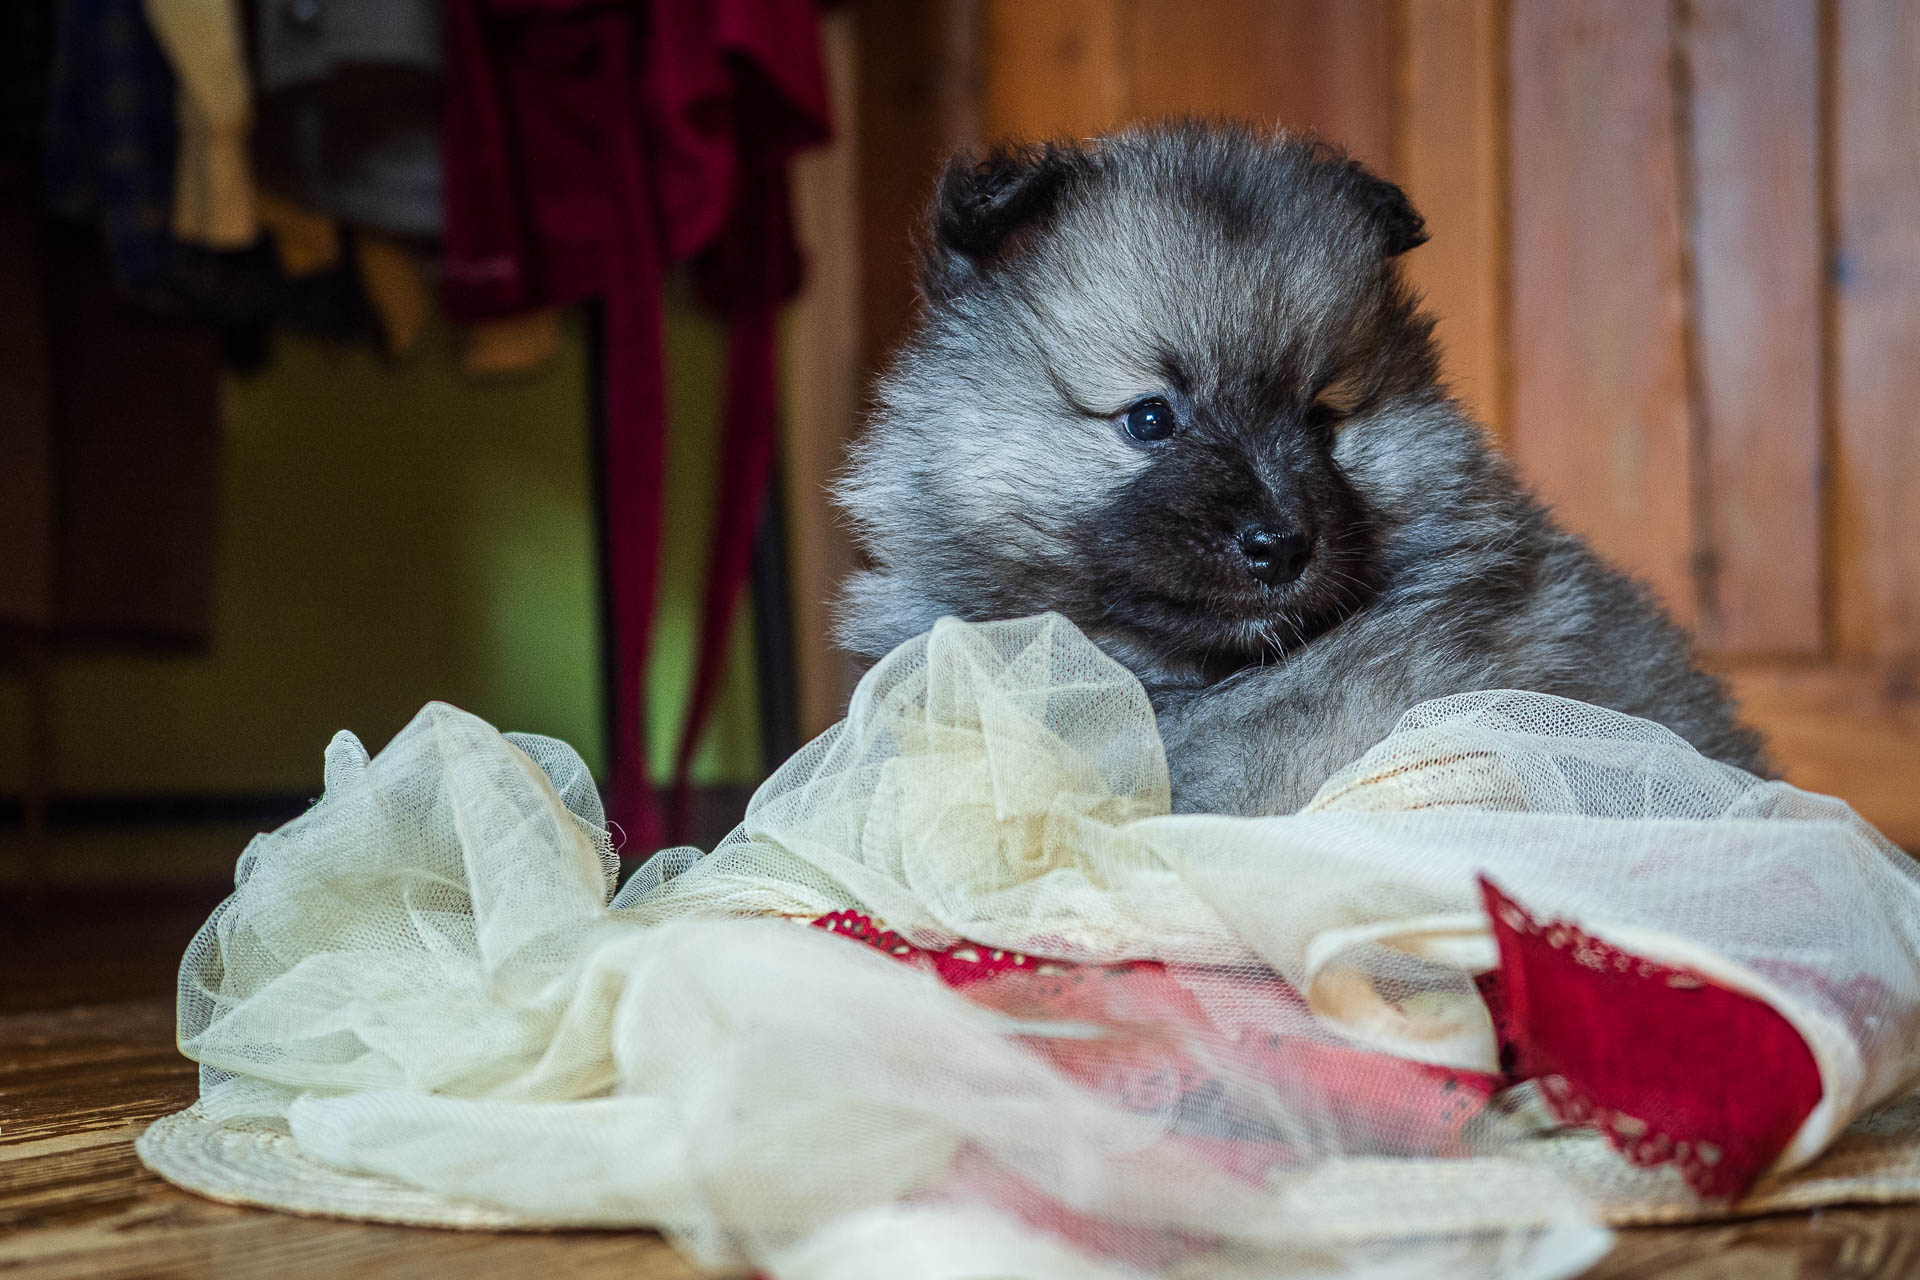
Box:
[1141, 482, 1768, 815]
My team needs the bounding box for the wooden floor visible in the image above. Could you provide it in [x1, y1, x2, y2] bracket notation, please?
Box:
[6, 890, 1920, 1278]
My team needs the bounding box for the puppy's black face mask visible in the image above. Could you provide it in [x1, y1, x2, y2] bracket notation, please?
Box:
[1074, 403, 1378, 673]
[844, 124, 1440, 674]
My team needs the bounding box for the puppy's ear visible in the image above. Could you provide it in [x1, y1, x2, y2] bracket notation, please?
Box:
[1340, 159, 1428, 256]
[921, 142, 1086, 299]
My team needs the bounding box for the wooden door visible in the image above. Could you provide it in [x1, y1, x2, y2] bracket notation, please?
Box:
[785, 0, 1920, 847]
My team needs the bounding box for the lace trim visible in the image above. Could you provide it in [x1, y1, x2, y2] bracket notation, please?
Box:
[1491, 891, 1737, 1197]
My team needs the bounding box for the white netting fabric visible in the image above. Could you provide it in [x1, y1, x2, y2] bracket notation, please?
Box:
[147, 613, 1920, 1279]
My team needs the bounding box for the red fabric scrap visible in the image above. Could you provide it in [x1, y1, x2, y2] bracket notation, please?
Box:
[807, 910, 1499, 1164]
[1480, 876, 1825, 1199]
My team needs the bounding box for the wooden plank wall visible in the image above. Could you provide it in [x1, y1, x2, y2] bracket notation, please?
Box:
[787, 0, 1920, 844]
[783, 7, 865, 741]
[1510, 0, 1700, 627]
[1685, 0, 1824, 655]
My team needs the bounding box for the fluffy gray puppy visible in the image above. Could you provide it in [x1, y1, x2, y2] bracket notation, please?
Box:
[836, 123, 1767, 815]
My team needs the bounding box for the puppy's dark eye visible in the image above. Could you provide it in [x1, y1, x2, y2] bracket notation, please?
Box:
[1307, 371, 1365, 440]
[1303, 401, 1340, 441]
[1122, 398, 1177, 442]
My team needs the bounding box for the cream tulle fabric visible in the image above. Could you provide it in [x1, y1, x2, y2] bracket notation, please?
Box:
[142, 614, 1920, 1278]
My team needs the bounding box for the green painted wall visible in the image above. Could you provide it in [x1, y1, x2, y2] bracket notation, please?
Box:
[0, 287, 761, 881]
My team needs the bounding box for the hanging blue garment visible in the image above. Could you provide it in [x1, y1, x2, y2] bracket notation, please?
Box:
[42, 0, 181, 306]
[42, 0, 374, 363]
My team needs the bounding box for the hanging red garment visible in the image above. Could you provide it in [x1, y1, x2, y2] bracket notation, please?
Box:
[441, 0, 829, 851]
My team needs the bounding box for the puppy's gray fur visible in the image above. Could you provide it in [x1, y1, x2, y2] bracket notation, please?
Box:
[836, 123, 1767, 815]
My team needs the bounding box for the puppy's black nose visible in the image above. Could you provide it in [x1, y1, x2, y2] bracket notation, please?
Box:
[1238, 525, 1311, 585]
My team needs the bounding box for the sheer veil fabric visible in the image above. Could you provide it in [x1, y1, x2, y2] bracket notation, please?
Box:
[139, 614, 1920, 1278]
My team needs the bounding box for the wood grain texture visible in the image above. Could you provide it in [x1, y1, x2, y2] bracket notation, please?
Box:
[1681, 0, 1824, 657]
[982, 0, 1128, 139]
[0, 1000, 700, 1280]
[1293, 0, 1396, 168]
[1725, 663, 1920, 849]
[852, 0, 979, 382]
[785, 9, 865, 738]
[1126, 0, 1395, 166]
[1590, 1209, 1920, 1278]
[1508, 0, 1699, 625]
[1833, 0, 1920, 659]
[1398, 0, 1508, 439]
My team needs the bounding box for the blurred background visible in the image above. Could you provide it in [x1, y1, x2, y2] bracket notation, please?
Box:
[4, 0, 1918, 955]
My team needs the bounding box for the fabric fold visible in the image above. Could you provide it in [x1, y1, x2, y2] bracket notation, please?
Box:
[141, 613, 1920, 1278]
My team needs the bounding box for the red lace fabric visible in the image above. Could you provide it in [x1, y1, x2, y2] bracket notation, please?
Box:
[1481, 878, 1824, 1197]
[809, 910, 1500, 1157]
[812, 888, 1831, 1205]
